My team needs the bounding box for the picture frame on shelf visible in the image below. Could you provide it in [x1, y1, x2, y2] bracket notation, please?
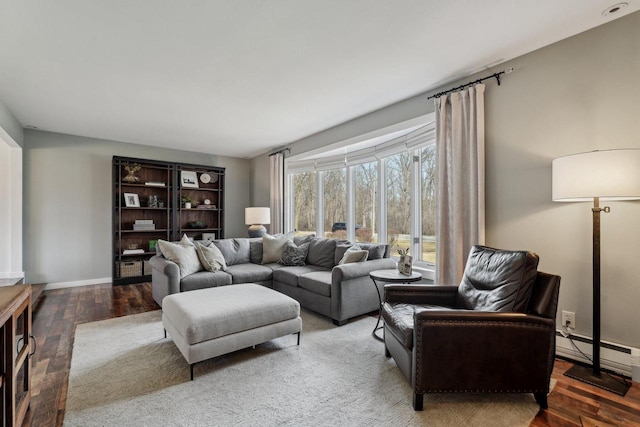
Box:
[202, 233, 216, 241]
[181, 171, 199, 188]
[124, 193, 140, 207]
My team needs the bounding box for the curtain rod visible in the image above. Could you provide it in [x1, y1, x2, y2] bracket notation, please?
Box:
[268, 147, 291, 157]
[427, 67, 514, 100]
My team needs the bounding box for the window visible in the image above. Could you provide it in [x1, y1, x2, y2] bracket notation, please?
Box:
[386, 152, 412, 255]
[286, 114, 436, 267]
[421, 144, 436, 263]
[292, 171, 317, 237]
[323, 168, 346, 238]
[354, 162, 378, 243]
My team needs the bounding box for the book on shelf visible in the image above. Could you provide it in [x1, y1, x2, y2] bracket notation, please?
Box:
[123, 249, 145, 255]
[135, 219, 154, 224]
[133, 224, 156, 230]
[145, 181, 166, 187]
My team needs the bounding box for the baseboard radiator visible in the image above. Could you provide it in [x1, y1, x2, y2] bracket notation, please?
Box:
[555, 330, 640, 380]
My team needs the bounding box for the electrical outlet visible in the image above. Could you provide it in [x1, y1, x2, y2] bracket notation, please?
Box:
[562, 311, 576, 329]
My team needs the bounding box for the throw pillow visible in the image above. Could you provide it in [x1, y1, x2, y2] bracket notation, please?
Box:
[293, 234, 315, 246]
[195, 243, 227, 272]
[249, 238, 263, 264]
[307, 238, 338, 269]
[358, 243, 386, 260]
[157, 239, 202, 278]
[338, 245, 369, 264]
[262, 233, 293, 264]
[179, 234, 194, 246]
[279, 241, 310, 266]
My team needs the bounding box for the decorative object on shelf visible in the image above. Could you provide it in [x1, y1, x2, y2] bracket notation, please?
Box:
[245, 207, 270, 237]
[147, 195, 158, 208]
[181, 171, 199, 188]
[397, 248, 412, 276]
[202, 233, 216, 241]
[124, 193, 140, 207]
[123, 248, 145, 255]
[187, 221, 208, 229]
[204, 199, 211, 205]
[133, 219, 155, 231]
[159, 201, 165, 208]
[122, 162, 141, 183]
[144, 181, 166, 187]
[149, 239, 158, 251]
[181, 193, 197, 209]
[552, 149, 640, 396]
[200, 173, 211, 184]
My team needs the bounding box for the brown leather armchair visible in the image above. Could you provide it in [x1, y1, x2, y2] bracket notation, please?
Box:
[382, 245, 560, 411]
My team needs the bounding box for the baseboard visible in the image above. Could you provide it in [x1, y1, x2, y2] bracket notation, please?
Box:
[45, 277, 112, 290]
[555, 330, 637, 377]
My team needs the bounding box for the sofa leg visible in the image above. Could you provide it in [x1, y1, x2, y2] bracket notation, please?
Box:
[534, 392, 548, 409]
[333, 319, 347, 326]
[384, 345, 391, 358]
[190, 364, 194, 381]
[164, 328, 167, 339]
[296, 332, 301, 345]
[413, 392, 424, 411]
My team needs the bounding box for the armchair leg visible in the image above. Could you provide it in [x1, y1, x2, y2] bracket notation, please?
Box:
[534, 392, 548, 409]
[413, 392, 424, 411]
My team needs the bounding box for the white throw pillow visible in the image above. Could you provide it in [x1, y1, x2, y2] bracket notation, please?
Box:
[196, 243, 227, 272]
[157, 239, 202, 278]
[262, 233, 293, 264]
[338, 245, 369, 264]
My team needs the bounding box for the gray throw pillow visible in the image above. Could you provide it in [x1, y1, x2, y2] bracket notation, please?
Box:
[195, 243, 227, 271]
[279, 241, 310, 266]
[293, 234, 315, 246]
[249, 238, 263, 264]
[212, 238, 251, 266]
[357, 243, 386, 260]
[157, 239, 203, 278]
[334, 243, 354, 265]
[262, 233, 293, 264]
[338, 245, 368, 264]
[307, 238, 338, 269]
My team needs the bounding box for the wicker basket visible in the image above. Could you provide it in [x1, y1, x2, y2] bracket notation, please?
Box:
[143, 260, 152, 275]
[117, 260, 142, 278]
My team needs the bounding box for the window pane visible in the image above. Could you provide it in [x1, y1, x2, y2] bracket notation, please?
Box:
[323, 168, 347, 239]
[293, 171, 317, 237]
[386, 153, 411, 255]
[354, 162, 378, 243]
[421, 144, 436, 263]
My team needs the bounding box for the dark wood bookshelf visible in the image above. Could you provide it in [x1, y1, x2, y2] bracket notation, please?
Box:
[112, 156, 225, 285]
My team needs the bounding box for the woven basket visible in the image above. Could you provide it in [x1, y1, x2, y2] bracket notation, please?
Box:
[143, 260, 152, 276]
[117, 261, 142, 278]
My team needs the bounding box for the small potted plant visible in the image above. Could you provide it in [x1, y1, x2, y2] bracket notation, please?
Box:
[181, 194, 193, 209]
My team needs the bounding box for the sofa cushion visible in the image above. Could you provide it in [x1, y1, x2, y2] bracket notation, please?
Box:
[338, 245, 368, 264]
[307, 238, 337, 269]
[212, 238, 251, 266]
[195, 243, 227, 272]
[157, 239, 203, 278]
[298, 271, 332, 297]
[249, 238, 263, 264]
[273, 265, 329, 287]
[262, 233, 293, 264]
[224, 263, 274, 284]
[180, 270, 232, 291]
[382, 303, 457, 350]
[279, 241, 310, 266]
[456, 245, 539, 312]
[358, 243, 387, 260]
[293, 234, 315, 246]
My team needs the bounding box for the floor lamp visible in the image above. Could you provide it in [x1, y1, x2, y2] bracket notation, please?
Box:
[552, 149, 640, 396]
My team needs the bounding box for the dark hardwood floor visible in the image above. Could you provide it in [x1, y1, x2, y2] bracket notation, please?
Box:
[21, 282, 640, 426]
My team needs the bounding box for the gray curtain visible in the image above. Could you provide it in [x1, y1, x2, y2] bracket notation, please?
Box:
[435, 84, 486, 284]
[269, 152, 285, 234]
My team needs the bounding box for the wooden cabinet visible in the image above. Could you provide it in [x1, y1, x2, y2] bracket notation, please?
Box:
[113, 157, 225, 285]
[0, 285, 32, 427]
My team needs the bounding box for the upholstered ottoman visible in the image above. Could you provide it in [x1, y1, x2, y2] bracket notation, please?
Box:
[162, 283, 302, 379]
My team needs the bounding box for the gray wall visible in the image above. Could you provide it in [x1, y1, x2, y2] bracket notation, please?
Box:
[23, 130, 250, 284]
[0, 99, 23, 147]
[250, 12, 640, 347]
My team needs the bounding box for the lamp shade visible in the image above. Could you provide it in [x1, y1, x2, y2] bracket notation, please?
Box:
[552, 149, 640, 202]
[245, 207, 270, 225]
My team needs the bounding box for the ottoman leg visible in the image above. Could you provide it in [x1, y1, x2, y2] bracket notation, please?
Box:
[297, 332, 301, 345]
[190, 364, 194, 381]
[164, 329, 167, 339]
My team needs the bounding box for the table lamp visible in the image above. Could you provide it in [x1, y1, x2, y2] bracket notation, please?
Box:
[245, 207, 271, 237]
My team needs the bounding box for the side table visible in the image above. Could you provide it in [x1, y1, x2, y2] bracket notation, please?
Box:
[369, 269, 422, 341]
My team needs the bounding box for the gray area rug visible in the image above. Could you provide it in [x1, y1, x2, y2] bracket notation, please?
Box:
[65, 309, 548, 426]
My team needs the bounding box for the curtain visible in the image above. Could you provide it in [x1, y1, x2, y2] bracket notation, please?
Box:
[269, 152, 285, 234]
[435, 84, 486, 284]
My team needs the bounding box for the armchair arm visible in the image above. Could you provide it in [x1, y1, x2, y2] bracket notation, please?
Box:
[384, 284, 459, 306]
[413, 310, 555, 393]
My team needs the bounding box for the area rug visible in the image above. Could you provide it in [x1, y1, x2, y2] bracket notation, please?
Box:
[65, 309, 549, 426]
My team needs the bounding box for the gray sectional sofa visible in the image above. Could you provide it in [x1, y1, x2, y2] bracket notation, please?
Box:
[150, 236, 397, 325]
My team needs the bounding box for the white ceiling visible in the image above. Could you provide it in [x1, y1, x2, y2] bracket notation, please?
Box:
[0, 1, 637, 159]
